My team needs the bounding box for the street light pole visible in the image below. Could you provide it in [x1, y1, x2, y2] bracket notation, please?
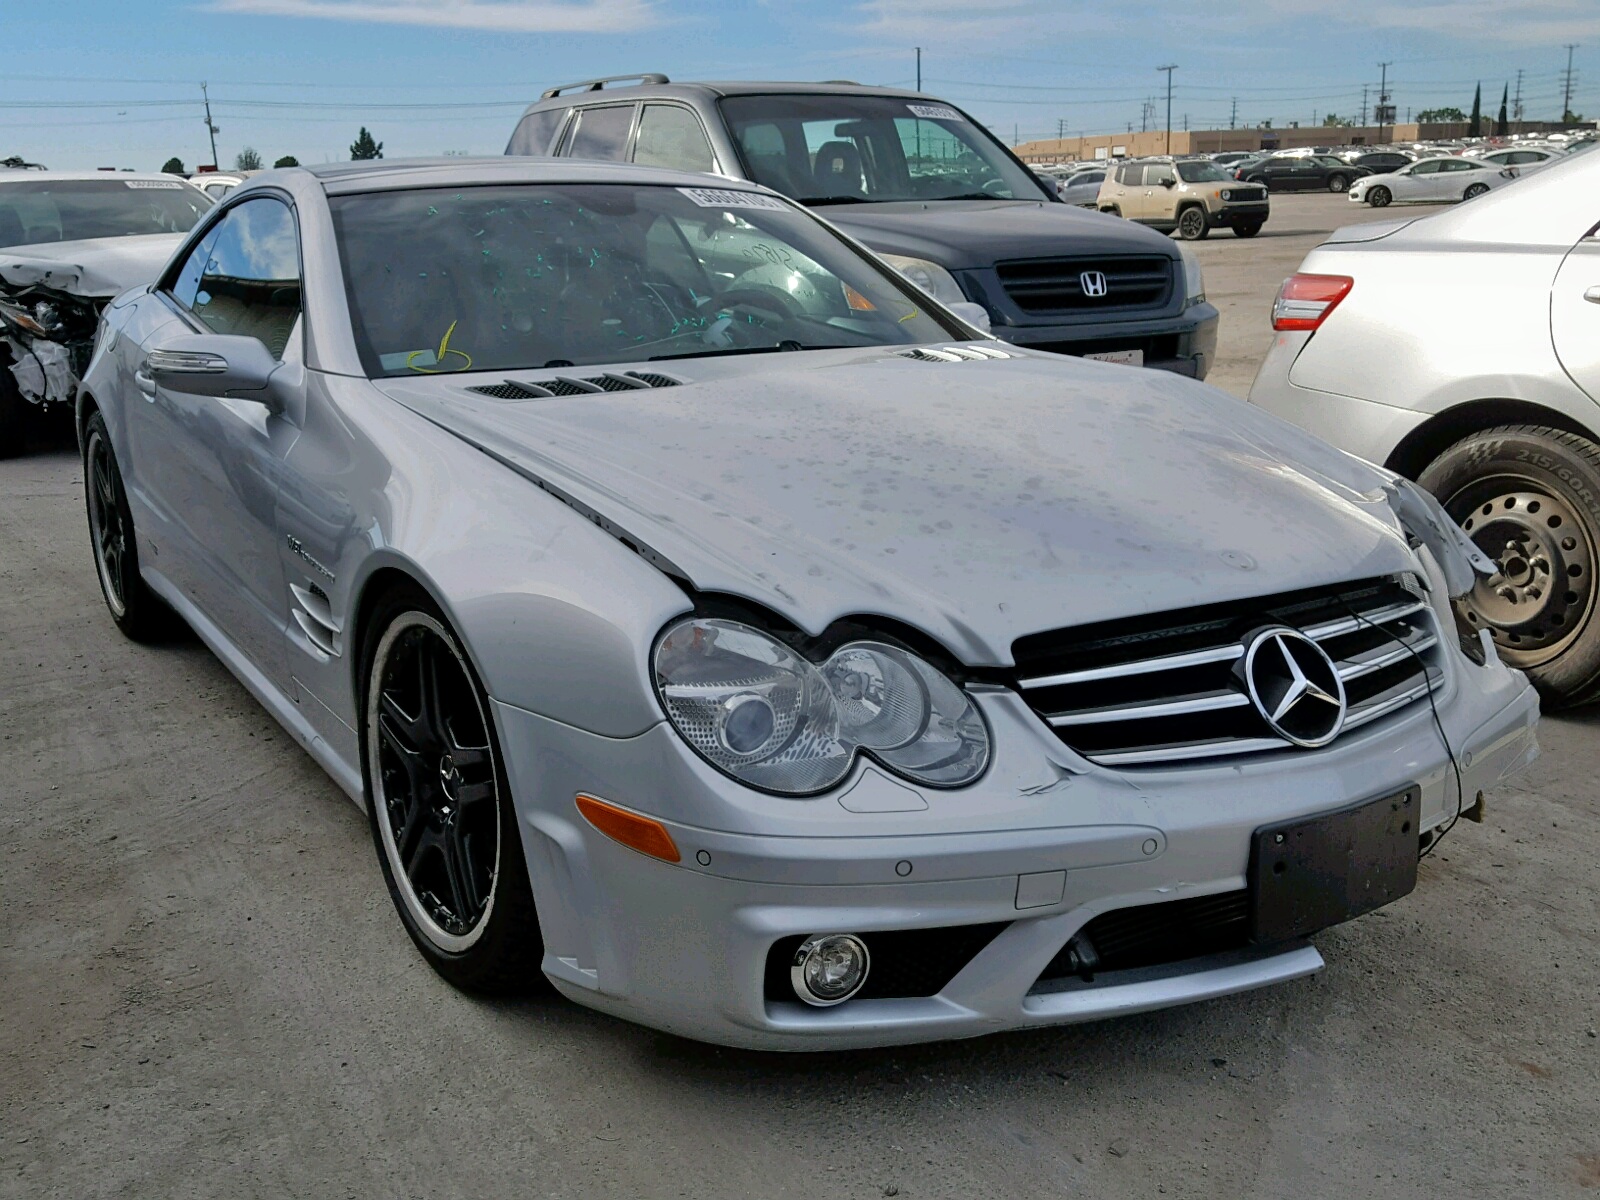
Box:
[200, 81, 219, 169]
[1157, 65, 1178, 154]
[915, 46, 921, 92]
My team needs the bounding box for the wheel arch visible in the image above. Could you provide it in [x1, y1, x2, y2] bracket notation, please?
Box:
[1385, 397, 1600, 480]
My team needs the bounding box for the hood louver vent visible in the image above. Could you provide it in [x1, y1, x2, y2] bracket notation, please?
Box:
[469, 370, 684, 400]
[898, 345, 1013, 363]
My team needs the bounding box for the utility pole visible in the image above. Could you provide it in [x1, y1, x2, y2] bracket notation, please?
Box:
[1140, 99, 1150, 133]
[200, 81, 219, 169]
[1377, 61, 1392, 144]
[1183, 113, 1189, 132]
[1562, 44, 1579, 121]
[915, 47, 922, 92]
[1230, 96, 1238, 129]
[1513, 67, 1525, 126]
[1359, 84, 1369, 128]
[1158, 64, 1178, 154]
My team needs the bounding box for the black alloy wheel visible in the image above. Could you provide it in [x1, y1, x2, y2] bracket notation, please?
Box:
[363, 589, 543, 991]
[1420, 425, 1600, 707]
[1327, 174, 1350, 192]
[82, 411, 173, 641]
[1368, 186, 1392, 208]
[1464, 182, 1490, 199]
[1175, 207, 1209, 240]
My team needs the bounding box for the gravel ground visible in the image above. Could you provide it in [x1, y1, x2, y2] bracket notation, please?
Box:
[2, 192, 1597, 1199]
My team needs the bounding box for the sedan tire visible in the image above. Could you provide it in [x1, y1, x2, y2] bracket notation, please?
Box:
[1175, 206, 1209, 240]
[1420, 425, 1600, 707]
[83, 411, 177, 641]
[1327, 174, 1351, 193]
[1464, 182, 1490, 199]
[1367, 186, 1392, 208]
[361, 586, 546, 993]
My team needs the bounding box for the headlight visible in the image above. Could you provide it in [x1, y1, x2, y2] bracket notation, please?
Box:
[1221, 189, 1232, 201]
[654, 618, 990, 795]
[1177, 245, 1205, 306]
[877, 254, 967, 306]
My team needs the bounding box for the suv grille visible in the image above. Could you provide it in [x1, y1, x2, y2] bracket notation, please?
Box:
[1011, 578, 1442, 767]
[995, 255, 1173, 315]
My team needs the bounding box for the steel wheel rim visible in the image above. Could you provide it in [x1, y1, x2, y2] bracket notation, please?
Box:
[1446, 476, 1597, 665]
[86, 430, 128, 619]
[367, 613, 501, 952]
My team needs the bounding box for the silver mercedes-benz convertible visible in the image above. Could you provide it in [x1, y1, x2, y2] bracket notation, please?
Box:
[78, 157, 1538, 1050]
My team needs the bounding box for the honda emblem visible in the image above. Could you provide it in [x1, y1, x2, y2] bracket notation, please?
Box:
[1080, 270, 1109, 298]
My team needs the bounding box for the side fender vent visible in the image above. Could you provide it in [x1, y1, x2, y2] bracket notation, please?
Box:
[289, 583, 342, 659]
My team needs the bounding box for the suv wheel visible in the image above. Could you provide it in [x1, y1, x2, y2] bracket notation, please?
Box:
[1367, 185, 1392, 208]
[1419, 424, 1600, 707]
[1327, 174, 1351, 192]
[1175, 206, 1209, 240]
[1100, 204, 1122, 217]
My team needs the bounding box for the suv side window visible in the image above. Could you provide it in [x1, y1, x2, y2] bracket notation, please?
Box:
[1116, 164, 1139, 186]
[1143, 164, 1176, 186]
[180, 197, 302, 359]
[507, 107, 567, 156]
[633, 104, 716, 173]
[564, 105, 636, 161]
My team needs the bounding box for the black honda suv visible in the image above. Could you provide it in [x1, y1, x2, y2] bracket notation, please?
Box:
[507, 76, 1219, 378]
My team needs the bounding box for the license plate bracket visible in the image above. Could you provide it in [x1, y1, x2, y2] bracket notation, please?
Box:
[1249, 787, 1420, 944]
[1083, 348, 1144, 367]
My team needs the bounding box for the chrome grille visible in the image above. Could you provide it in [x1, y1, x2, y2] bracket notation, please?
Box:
[1012, 579, 1443, 767]
[995, 255, 1173, 315]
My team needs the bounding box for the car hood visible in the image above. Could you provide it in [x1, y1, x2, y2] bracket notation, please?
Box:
[375, 348, 1418, 666]
[820, 200, 1178, 268]
[0, 232, 185, 298]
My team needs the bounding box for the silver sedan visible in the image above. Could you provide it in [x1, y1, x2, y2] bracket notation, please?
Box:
[77, 157, 1536, 1048]
[1349, 156, 1515, 207]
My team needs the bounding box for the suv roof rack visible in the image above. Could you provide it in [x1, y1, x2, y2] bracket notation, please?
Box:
[540, 73, 669, 100]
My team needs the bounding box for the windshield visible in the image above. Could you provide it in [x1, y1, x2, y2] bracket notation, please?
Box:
[719, 94, 1049, 205]
[1175, 162, 1231, 183]
[330, 183, 963, 379]
[0, 179, 210, 247]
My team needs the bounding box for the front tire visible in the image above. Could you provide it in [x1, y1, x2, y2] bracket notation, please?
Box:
[1175, 207, 1209, 240]
[83, 411, 175, 641]
[1368, 186, 1392, 208]
[1233, 221, 1263, 238]
[362, 587, 544, 992]
[1327, 174, 1351, 193]
[1464, 182, 1490, 200]
[1419, 425, 1600, 707]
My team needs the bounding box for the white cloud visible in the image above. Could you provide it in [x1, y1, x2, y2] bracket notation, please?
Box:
[202, 0, 659, 33]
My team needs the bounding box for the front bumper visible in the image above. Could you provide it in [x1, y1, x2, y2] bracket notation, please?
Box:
[987, 302, 1220, 380]
[489, 614, 1538, 1051]
[1210, 202, 1270, 228]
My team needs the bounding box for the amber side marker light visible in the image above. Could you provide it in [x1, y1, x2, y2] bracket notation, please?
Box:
[575, 794, 681, 863]
[1271, 273, 1354, 332]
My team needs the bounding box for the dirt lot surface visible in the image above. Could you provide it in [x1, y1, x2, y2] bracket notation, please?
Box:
[3, 191, 1597, 1199]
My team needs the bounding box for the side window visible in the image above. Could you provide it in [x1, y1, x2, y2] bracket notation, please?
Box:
[168, 224, 223, 311]
[190, 198, 302, 359]
[507, 107, 566, 156]
[1116, 165, 1139, 186]
[1411, 160, 1442, 174]
[564, 105, 635, 162]
[633, 104, 716, 173]
[1144, 165, 1175, 186]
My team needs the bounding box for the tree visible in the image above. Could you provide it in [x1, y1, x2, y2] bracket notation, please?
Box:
[1321, 113, 1354, 127]
[273, 155, 300, 168]
[1417, 106, 1466, 123]
[234, 146, 263, 171]
[349, 127, 383, 160]
[160, 156, 186, 176]
[1496, 85, 1509, 137]
[1564, 108, 1586, 125]
[1467, 83, 1482, 137]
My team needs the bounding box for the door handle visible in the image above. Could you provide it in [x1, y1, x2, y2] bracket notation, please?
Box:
[1584, 287, 1600, 305]
[135, 369, 157, 398]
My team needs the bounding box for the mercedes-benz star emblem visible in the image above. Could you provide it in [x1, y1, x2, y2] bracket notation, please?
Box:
[1079, 270, 1109, 298]
[1242, 627, 1347, 747]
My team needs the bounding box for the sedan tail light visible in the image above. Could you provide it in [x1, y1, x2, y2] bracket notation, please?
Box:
[1272, 273, 1354, 331]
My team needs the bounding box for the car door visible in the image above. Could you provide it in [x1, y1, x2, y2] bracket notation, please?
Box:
[1141, 163, 1177, 224]
[1552, 221, 1600, 405]
[1392, 159, 1439, 200]
[134, 195, 305, 683]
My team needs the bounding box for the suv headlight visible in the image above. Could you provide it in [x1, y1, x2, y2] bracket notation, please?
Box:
[877, 254, 967, 306]
[654, 618, 990, 795]
[1177, 245, 1205, 306]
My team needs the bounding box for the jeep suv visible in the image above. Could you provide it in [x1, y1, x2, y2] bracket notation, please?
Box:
[1097, 159, 1269, 240]
[507, 76, 1219, 377]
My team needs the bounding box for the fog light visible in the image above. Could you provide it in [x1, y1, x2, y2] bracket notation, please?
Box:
[790, 933, 870, 1006]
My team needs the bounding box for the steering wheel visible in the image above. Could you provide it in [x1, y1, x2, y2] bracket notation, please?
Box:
[983, 178, 1011, 197]
[711, 287, 801, 323]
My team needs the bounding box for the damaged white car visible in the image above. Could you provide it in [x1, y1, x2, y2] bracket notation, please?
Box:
[0, 171, 210, 455]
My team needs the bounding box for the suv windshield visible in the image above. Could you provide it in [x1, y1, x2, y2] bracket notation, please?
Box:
[0, 179, 210, 247]
[719, 94, 1049, 205]
[1175, 162, 1231, 183]
[330, 183, 962, 378]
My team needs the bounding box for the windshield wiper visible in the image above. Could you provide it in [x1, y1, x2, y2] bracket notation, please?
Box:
[649, 342, 837, 362]
[795, 195, 872, 206]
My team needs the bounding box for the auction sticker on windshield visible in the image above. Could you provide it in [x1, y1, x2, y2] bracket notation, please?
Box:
[125, 180, 184, 189]
[906, 104, 962, 121]
[677, 187, 790, 211]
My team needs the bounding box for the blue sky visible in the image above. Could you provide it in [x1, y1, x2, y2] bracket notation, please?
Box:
[8, 0, 1598, 170]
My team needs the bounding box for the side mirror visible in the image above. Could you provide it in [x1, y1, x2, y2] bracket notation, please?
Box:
[145, 332, 279, 402]
[945, 301, 992, 335]
[1160, 177, 1177, 188]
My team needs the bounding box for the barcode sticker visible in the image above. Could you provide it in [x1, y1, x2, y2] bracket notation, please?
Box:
[906, 104, 961, 121]
[125, 180, 184, 189]
[677, 187, 790, 211]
